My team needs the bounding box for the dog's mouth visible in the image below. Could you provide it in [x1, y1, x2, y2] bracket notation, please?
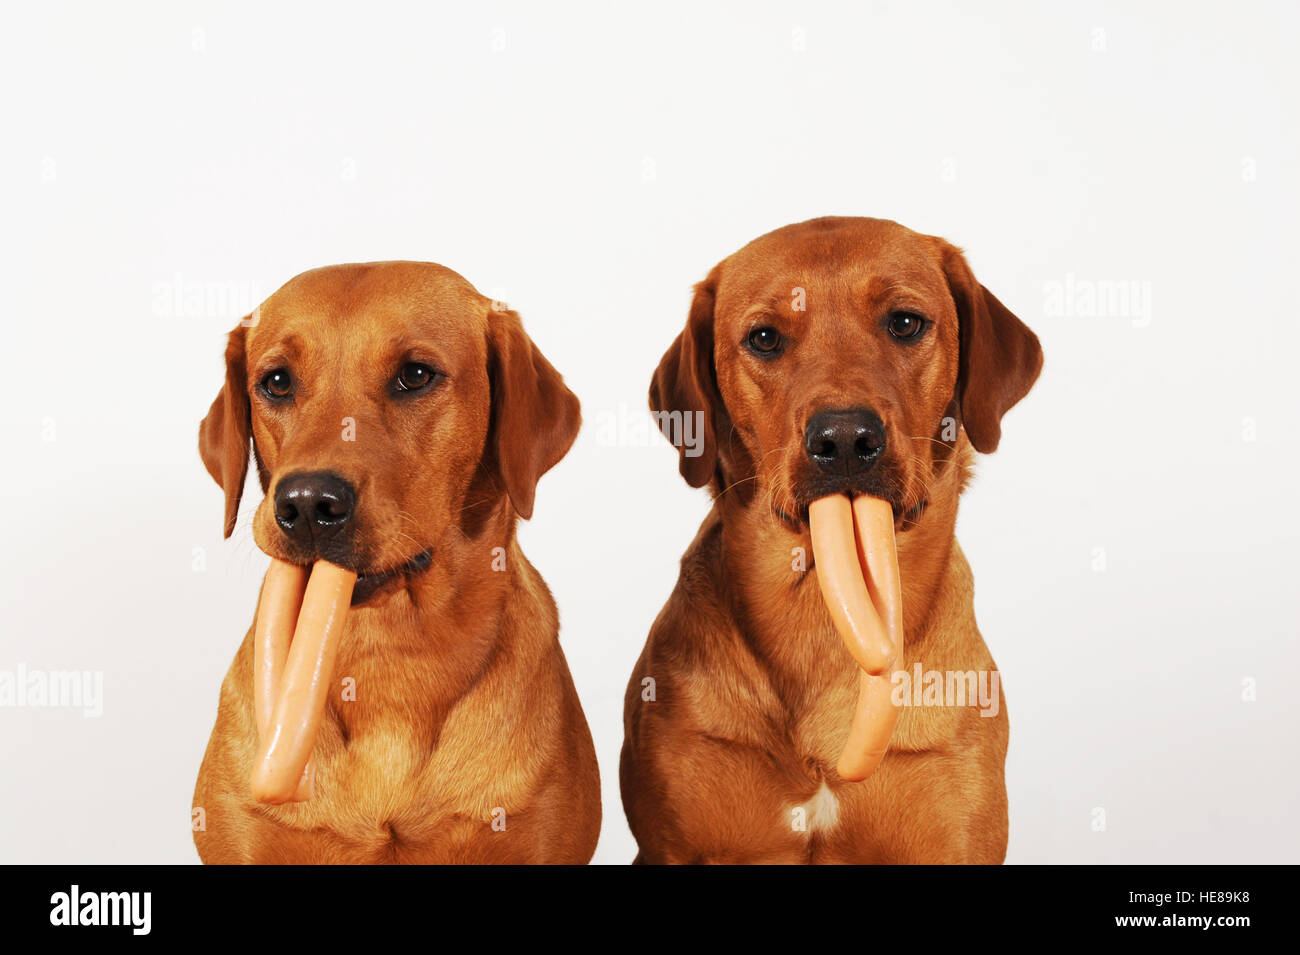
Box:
[349, 549, 434, 606]
[778, 496, 927, 534]
[776, 474, 924, 535]
[258, 546, 434, 607]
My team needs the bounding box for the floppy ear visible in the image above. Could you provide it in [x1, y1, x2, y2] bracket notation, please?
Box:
[941, 245, 1043, 454]
[198, 322, 253, 538]
[486, 308, 582, 520]
[648, 268, 723, 488]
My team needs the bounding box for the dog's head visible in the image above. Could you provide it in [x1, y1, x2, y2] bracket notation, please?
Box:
[650, 217, 1042, 528]
[199, 262, 580, 603]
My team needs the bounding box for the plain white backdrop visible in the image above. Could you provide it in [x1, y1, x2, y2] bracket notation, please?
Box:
[1, 1, 1297, 864]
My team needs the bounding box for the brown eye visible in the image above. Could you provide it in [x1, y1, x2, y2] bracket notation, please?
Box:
[887, 312, 926, 341]
[747, 326, 782, 355]
[261, 368, 293, 398]
[396, 362, 435, 392]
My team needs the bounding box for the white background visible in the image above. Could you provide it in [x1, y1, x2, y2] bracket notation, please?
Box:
[1, 1, 1296, 864]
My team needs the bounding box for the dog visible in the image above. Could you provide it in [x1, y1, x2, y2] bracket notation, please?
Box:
[620, 217, 1042, 863]
[193, 261, 600, 864]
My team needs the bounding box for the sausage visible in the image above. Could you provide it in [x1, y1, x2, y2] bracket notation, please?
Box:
[836, 670, 898, 782]
[851, 494, 902, 659]
[250, 560, 357, 804]
[808, 494, 904, 782]
[252, 559, 314, 801]
[838, 494, 904, 781]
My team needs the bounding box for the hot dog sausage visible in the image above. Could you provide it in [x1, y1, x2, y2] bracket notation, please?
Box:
[252, 559, 314, 801]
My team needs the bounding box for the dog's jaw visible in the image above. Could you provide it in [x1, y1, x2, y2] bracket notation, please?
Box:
[349, 549, 435, 607]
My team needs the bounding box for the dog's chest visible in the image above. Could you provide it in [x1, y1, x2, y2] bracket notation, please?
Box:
[789, 781, 841, 835]
[312, 704, 467, 829]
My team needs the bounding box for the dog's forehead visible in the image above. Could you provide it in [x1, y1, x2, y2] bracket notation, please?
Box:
[716, 217, 948, 311]
[246, 261, 490, 349]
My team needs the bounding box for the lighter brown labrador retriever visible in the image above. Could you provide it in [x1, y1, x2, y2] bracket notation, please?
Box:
[621, 217, 1042, 863]
[193, 262, 599, 864]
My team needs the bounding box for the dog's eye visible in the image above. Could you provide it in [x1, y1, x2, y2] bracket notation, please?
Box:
[747, 326, 783, 355]
[395, 362, 436, 392]
[887, 312, 926, 341]
[261, 368, 294, 399]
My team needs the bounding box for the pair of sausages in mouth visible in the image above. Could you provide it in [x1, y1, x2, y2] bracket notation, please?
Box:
[808, 495, 904, 782]
[246, 499, 900, 803]
[250, 560, 356, 804]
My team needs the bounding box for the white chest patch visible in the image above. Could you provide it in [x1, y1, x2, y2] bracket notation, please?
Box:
[792, 781, 840, 835]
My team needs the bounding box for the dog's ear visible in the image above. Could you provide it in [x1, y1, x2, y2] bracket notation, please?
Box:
[486, 308, 582, 520]
[649, 268, 723, 488]
[940, 244, 1043, 454]
[198, 321, 253, 538]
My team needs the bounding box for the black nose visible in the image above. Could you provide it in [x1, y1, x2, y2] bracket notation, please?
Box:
[804, 408, 887, 475]
[273, 471, 356, 546]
